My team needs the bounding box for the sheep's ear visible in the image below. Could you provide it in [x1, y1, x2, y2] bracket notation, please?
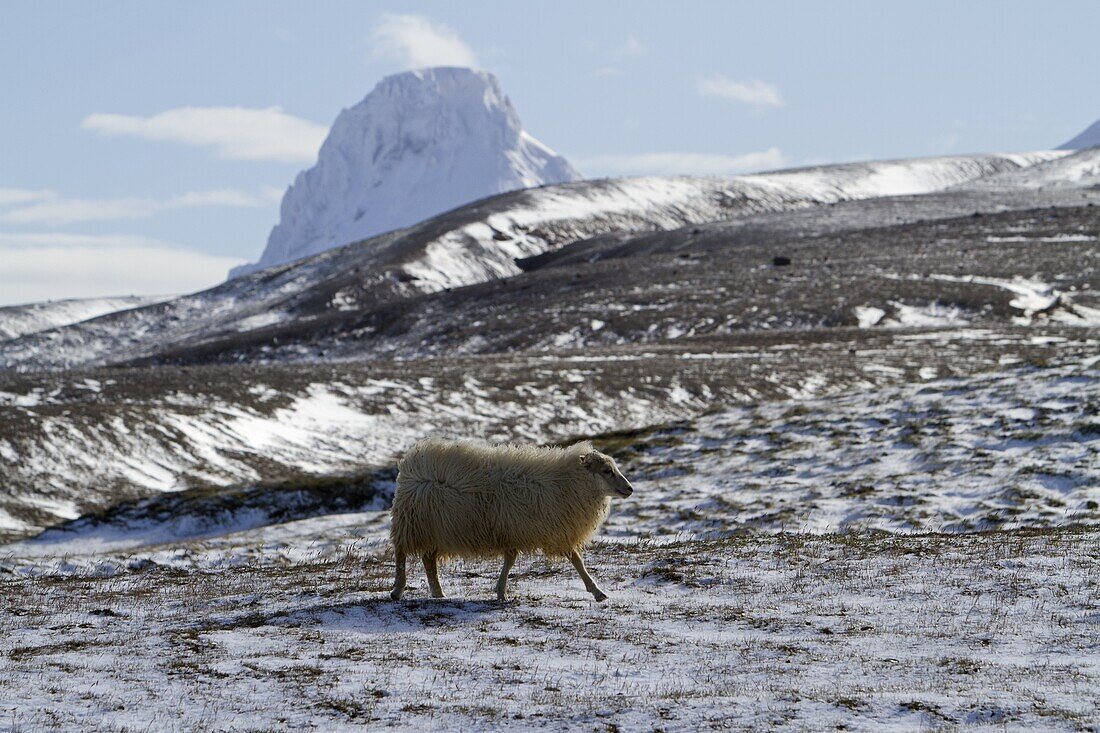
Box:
[580, 451, 599, 470]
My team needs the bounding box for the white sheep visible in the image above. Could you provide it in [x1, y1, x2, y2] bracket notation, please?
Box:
[389, 437, 635, 602]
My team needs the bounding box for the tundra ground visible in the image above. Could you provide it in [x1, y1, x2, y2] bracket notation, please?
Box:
[2, 357, 1097, 732]
[1, 528, 1097, 732]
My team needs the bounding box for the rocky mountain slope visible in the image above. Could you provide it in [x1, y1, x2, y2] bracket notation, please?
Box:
[0, 295, 163, 341]
[230, 67, 579, 278]
[0, 150, 1071, 372]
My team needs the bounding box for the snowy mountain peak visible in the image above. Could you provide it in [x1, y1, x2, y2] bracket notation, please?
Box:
[1058, 118, 1100, 150]
[230, 67, 580, 278]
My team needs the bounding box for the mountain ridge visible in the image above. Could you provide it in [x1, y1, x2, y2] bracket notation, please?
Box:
[1059, 118, 1100, 150]
[0, 151, 1076, 372]
[230, 67, 580, 278]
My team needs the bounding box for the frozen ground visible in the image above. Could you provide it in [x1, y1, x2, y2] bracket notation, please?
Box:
[4, 355, 1096, 567]
[1, 359, 1097, 731]
[2, 325, 1095, 541]
[602, 357, 1100, 535]
[0, 529, 1096, 732]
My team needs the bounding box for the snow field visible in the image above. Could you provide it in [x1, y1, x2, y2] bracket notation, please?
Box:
[0, 530, 1095, 731]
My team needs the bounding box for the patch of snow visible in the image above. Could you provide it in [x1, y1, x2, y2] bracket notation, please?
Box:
[330, 289, 358, 311]
[986, 233, 1095, 243]
[855, 306, 886, 328]
[0, 389, 45, 407]
[923, 273, 1100, 324]
[232, 311, 287, 332]
[887, 301, 969, 327]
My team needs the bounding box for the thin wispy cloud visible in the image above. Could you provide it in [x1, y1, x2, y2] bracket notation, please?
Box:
[169, 188, 283, 208]
[586, 34, 646, 77]
[0, 188, 57, 207]
[580, 148, 787, 177]
[622, 34, 646, 58]
[1, 188, 280, 226]
[3, 199, 151, 225]
[371, 14, 478, 69]
[0, 232, 243, 304]
[82, 107, 328, 163]
[696, 75, 784, 108]
[584, 34, 647, 59]
[594, 67, 624, 78]
[0, 232, 169, 248]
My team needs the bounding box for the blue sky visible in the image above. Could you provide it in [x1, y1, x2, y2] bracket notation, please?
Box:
[1, 1, 1097, 306]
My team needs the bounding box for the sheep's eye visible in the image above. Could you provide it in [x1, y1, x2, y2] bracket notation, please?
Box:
[602, 466, 612, 474]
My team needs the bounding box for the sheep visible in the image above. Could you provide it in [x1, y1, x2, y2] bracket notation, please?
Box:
[389, 437, 635, 602]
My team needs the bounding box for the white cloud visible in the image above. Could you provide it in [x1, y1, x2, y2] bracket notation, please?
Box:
[165, 188, 276, 209]
[593, 66, 624, 78]
[0, 232, 243, 305]
[3, 198, 153, 225]
[260, 185, 286, 203]
[1, 188, 278, 226]
[584, 35, 647, 60]
[0, 188, 56, 207]
[371, 14, 478, 69]
[580, 148, 787, 177]
[0, 232, 168, 248]
[696, 75, 784, 108]
[586, 34, 646, 77]
[82, 107, 327, 163]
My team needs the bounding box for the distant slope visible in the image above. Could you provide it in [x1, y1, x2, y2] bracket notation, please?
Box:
[0, 151, 1067, 371]
[968, 146, 1100, 189]
[231, 67, 580, 278]
[1058, 118, 1100, 149]
[0, 295, 165, 340]
[2, 327, 1093, 540]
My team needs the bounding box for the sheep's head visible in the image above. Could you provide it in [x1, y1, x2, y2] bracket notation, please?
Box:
[581, 450, 634, 498]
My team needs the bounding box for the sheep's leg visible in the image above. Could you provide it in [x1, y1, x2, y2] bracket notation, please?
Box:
[390, 550, 407, 601]
[568, 550, 608, 602]
[495, 549, 518, 601]
[423, 552, 446, 598]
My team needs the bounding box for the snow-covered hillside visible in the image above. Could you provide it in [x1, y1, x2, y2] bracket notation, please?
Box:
[0, 295, 165, 341]
[0, 151, 1068, 372]
[395, 151, 1067, 292]
[231, 67, 580, 278]
[2, 361, 1097, 730]
[968, 146, 1100, 189]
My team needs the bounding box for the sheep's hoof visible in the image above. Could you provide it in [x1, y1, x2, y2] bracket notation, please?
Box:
[591, 589, 608, 602]
[390, 588, 403, 601]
